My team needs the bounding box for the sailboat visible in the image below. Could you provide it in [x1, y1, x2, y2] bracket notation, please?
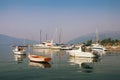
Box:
[92, 29, 106, 56]
[32, 30, 50, 49]
[32, 29, 61, 49]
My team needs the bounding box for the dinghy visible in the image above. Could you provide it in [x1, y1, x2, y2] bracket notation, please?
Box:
[28, 54, 51, 63]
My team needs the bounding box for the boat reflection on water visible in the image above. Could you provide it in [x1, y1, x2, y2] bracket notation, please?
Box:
[13, 54, 26, 63]
[69, 57, 101, 73]
[29, 61, 51, 68]
[33, 48, 51, 53]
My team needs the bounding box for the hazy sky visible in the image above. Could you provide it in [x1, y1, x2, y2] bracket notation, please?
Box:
[0, 0, 120, 43]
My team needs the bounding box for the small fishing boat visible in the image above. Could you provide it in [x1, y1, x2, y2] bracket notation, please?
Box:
[13, 46, 26, 55]
[28, 54, 51, 63]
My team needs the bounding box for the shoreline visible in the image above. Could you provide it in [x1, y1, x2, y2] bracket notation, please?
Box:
[105, 46, 120, 51]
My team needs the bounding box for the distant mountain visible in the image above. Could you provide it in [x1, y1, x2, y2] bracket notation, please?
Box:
[68, 31, 120, 44]
[0, 34, 37, 45]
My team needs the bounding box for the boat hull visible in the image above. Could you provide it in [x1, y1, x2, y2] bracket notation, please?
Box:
[13, 46, 26, 55]
[28, 54, 51, 63]
[68, 51, 97, 58]
[13, 50, 26, 55]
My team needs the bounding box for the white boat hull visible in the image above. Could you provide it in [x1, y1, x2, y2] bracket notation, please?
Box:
[68, 45, 98, 58]
[13, 46, 26, 55]
[13, 50, 25, 55]
[69, 52, 96, 58]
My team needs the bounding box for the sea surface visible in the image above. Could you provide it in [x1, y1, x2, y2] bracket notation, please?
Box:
[0, 44, 120, 80]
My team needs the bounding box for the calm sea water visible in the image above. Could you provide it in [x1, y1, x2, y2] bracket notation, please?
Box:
[0, 44, 120, 80]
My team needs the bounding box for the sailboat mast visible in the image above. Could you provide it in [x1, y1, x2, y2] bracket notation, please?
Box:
[40, 30, 42, 43]
[46, 33, 48, 41]
[96, 28, 99, 43]
[59, 29, 62, 44]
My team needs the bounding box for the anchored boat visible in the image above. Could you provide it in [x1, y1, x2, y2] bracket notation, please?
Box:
[13, 46, 26, 55]
[68, 45, 98, 58]
[28, 54, 51, 63]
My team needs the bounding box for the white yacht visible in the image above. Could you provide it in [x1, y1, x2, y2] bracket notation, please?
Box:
[91, 29, 106, 55]
[68, 45, 98, 58]
[92, 43, 106, 56]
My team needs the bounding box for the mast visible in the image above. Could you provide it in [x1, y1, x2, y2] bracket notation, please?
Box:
[52, 28, 58, 43]
[96, 28, 99, 43]
[46, 33, 48, 41]
[55, 28, 58, 43]
[40, 30, 42, 43]
[59, 28, 62, 44]
[52, 28, 62, 44]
